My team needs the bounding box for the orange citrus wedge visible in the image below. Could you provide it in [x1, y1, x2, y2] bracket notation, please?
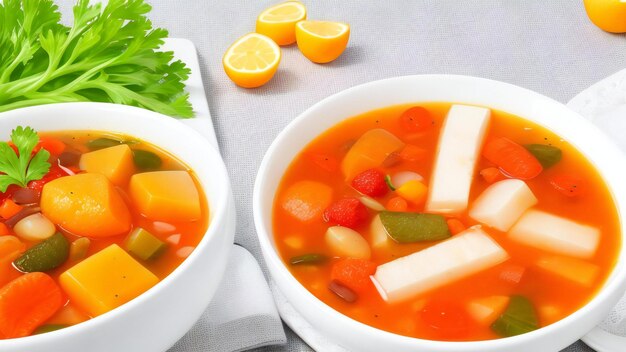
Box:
[296, 21, 350, 63]
[256, 2, 307, 45]
[223, 33, 281, 88]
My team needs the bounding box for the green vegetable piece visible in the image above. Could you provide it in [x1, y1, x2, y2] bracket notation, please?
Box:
[491, 295, 539, 337]
[0, 126, 51, 192]
[14, 233, 69, 272]
[0, 0, 193, 117]
[384, 175, 396, 191]
[125, 227, 167, 260]
[525, 144, 562, 168]
[34, 324, 67, 334]
[133, 149, 163, 170]
[86, 138, 123, 150]
[379, 211, 450, 243]
[289, 254, 327, 265]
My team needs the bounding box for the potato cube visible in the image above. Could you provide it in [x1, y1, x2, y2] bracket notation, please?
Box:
[129, 171, 201, 222]
[59, 244, 159, 317]
[79, 144, 135, 185]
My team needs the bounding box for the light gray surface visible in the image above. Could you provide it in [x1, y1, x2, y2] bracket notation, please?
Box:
[57, 0, 626, 351]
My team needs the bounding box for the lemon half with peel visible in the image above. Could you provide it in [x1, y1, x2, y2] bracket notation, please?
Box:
[296, 21, 350, 64]
[223, 33, 281, 88]
[256, 1, 307, 45]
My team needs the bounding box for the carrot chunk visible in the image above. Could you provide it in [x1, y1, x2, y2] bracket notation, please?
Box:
[0, 199, 23, 220]
[37, 137, 66, 156]
[330, 258, 377, 293]
[386, 197, 408, 212]
[482, 137, 543, 179]
[0, 272, 64, 339]
[281, 181, 333, 222]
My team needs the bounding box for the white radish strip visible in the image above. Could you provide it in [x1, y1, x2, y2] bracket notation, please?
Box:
[426, 105, 491, 214]
[508, 209, 600, 258]
[176, 246, 195, 258]
[166, 234, 181, 245]
[469, 179, 537, 231]
[391, 171, 423, 189]
[359, 196, 385, 211]
[372, 226, 508, 302]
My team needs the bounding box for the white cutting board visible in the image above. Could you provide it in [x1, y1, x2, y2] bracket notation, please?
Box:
[161, 38, 219, 151]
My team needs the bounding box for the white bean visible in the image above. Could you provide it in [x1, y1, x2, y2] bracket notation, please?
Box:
[325, 226, 371, 259]
[13, 213, 56, 242]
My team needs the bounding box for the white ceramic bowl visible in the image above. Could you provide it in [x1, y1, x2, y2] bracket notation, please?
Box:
[0, 103, 236, 352]
[254, 75, 626, 352]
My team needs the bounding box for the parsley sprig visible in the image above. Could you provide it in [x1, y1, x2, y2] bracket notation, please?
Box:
[0, 127, 51, 192]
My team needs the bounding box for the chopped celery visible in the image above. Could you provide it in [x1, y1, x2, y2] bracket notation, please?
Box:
[525, 144, 562, 168]
[125, 227, 167, 260]
[384, 175, 396, 191]
[289, 254, 327, 265]
[14, 233, 69, 272]
[132, 150, 162, 170]
[379, 211, 450, 243]
[69, 237, 91, 261]
[491, 295, 538, 337]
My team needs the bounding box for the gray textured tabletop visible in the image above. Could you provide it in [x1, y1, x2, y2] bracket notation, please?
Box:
[57, 0, 626, 351]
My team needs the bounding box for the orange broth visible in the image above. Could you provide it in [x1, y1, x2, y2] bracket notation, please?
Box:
[272, 103, 621, 341]
[0, 131, 208, 335]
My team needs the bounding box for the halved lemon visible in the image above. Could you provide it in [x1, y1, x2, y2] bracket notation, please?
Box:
[256, 1, 307, 45]
[296, 21, 350, 63]
[223, 33, 281, 88]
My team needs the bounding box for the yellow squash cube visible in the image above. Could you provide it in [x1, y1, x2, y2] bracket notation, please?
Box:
[59, 244, 159, 317]
[79, 144, 135, 185]
[129, 171, 201, 222]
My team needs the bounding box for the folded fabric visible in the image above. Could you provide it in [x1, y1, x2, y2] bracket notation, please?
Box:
[169, 245, 286, 352]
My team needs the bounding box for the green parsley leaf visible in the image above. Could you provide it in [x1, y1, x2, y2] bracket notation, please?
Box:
[0, 0, 192, 118]
[0, 126, 51, 192]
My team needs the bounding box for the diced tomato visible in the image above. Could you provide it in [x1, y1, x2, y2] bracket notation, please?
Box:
[351, 169, 388, 197]
[0, 199, 23, 220]
[36, 137, 66, 156]
[0, 273, 64, 338]
[330, 258, 377, 293]
[308, 153, 339, 173]
[27, 164, 69, 192]
[479, 167, 506, 184]
[446, 218, 466, 235]
[399, 144, 427, 162]
[324, 198, 369, 229]
[386, 196, 408, 212]
[420, 299, 470, 339]
[399, 106, 434, 133]
[483, 137, 543, 180]
[550, 174, 584, 197]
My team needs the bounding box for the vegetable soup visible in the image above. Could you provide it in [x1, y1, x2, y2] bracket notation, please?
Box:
[272, 103, 620, 341]
[0, 127, 208, 339]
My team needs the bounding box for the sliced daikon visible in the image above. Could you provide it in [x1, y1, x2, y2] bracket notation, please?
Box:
[469, 179, 537, 231]
[426, 105, 491, 214]
[535, 255, 599, 287]
[508, 210, 600, 258]
[371, 227, 508, 302]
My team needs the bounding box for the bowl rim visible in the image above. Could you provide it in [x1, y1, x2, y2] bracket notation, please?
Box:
[0, 102, 233, 346]
[253, 74, 626, 349]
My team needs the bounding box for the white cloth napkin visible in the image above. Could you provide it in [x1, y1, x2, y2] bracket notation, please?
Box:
[168, 245, 286, 352]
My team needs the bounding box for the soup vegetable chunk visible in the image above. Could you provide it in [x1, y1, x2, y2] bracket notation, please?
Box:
[0, 127, 208, 339]
[273, 103, 620, 341]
